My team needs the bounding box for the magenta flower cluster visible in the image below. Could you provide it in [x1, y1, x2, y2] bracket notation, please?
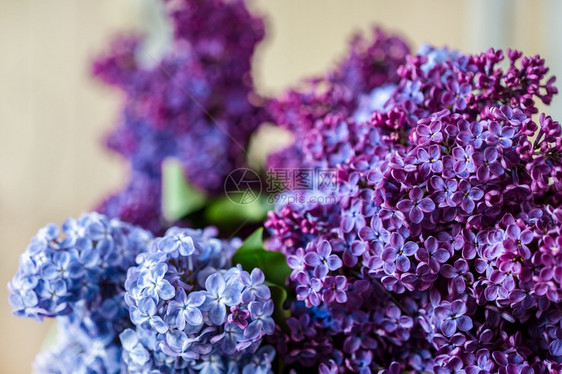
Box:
[93, 0, 266, 232]
[266, 45, 562, 372]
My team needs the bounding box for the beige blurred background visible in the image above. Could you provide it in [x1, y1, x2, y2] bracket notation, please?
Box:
[0, 0, 560, 372]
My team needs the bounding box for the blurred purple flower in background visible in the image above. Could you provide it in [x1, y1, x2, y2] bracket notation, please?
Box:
[93, 0, 267, 232]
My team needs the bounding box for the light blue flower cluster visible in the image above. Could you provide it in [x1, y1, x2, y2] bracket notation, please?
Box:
[8, 213, 153, 373]
[33, 317, 123, 374]
[9, 212, 152, 320]
[121, 227, 276, 373]
[353, 83, 396, 123]
[417, 43, 463, 72]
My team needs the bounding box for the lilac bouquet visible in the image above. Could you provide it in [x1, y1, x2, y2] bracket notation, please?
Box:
[8, 0, 562, 373]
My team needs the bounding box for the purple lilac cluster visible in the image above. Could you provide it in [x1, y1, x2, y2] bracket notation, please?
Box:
[8, 213, 153, 372]
[266, 45, 562, 372]
[93, 0, 266, 231]
[121, 226, 275, 373]
[266, 28, 410, 174]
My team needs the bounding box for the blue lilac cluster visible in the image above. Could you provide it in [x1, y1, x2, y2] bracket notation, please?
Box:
[121, 226, 275, 373]
[94, 0, 266, 231]
[267, 28, 410, 175]
[266, 45, 562, 372]
[8, 213, 153, 373]
[33, 317, 125, 374]
[9, 215, 277, 373]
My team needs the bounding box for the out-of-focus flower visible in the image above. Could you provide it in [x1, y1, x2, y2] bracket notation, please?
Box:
[94, 0, 267, 232]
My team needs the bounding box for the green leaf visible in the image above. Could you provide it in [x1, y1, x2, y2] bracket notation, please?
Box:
[162, 158, 208, 221]
[232, 228, 291, 287]
[236, 227, 265, 253]
[233, 229, 292, 329]
[204, 195, 272, 226]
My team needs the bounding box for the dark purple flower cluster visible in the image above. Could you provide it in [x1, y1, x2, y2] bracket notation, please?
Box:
[122, 226, 275, 372]
[93, 0, 266, 231]
[266, 28, 410, 174]
[266, 45, 562, 372]
[8, 213, 153, 372]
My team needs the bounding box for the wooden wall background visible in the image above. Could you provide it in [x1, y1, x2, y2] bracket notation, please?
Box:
[0, 0, 558, 372]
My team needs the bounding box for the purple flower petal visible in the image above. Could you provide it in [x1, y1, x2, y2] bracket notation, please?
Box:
[441, 319, 456, 337]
